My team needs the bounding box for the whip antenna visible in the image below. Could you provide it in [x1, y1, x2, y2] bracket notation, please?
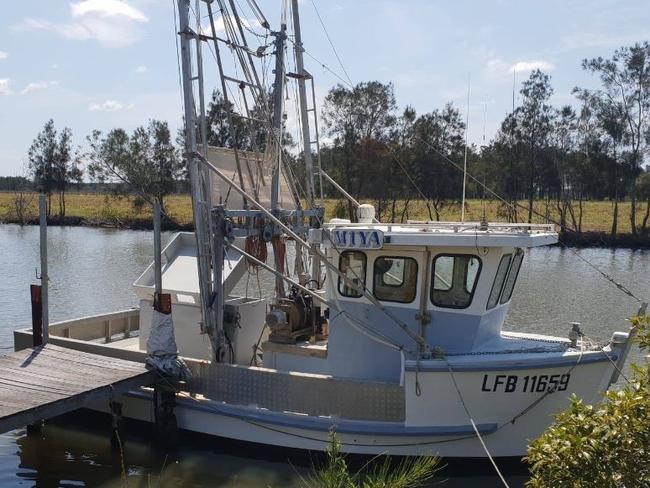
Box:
[461, 73, 471, 222]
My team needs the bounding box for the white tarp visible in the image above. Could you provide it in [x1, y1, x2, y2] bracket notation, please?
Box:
[207, 146, 293, 209]
[146, 309, 191, 380]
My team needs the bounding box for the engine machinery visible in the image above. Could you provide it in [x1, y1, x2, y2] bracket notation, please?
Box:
[266, 286, 328, 344]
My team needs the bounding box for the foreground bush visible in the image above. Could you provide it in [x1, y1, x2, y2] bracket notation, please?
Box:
[303, 434, 440, 488]
[526, 314, 650, 487]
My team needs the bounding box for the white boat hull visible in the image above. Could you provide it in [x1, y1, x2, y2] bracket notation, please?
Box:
[110, 353, 615, 458]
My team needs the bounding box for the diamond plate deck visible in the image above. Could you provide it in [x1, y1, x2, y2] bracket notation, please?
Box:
[187, 362, 405, 422]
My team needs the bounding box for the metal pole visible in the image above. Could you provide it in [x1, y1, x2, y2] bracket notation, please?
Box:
[270, 21, 287, 212]
[461, 74, 470, 222]
[212, 206, 226, 362]
[291, 0, 315, 206]
[177, 0, 216, 348]
[320, 169, 379, 223]
[39, 194, 49, 344]
[153, 201, 162, 297]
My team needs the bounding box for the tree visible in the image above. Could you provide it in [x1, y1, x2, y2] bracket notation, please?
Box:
[404, 103, 466, 220]
[579, 42, 650, 234]
[512, 70, 556, 223]
[27, 119, 82, 219]
[637, 170, 650, 234]
[87, 120, 183, 212]
[322, 81, 397, 219]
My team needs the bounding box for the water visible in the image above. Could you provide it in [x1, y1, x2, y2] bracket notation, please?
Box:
[1, 223, 649, 487]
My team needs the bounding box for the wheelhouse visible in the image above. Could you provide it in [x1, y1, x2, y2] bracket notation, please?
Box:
[321, 221, 558, 359]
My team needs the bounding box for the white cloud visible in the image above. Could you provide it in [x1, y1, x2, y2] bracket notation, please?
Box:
[135, 65, 148, 74]
[201, 16, 260, 35]
[0, 51, 8, 60]
[21, 80, 59, 95]
[89, 99, 124, 111]
[71, 0, 147, 22]
[12, 0, 148, 48]
[0, 79, 11, 95]
[509, 60, 555, 73]
[486, 58, 555, 76]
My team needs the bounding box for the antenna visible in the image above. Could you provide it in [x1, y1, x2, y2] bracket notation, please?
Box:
[461, 74, 470, 222]
[482, 97, 488, 222]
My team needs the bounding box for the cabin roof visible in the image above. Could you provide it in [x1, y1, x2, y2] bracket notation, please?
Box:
[322, 221, 558, 248]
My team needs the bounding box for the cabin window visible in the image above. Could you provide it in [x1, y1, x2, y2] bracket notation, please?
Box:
[431, 254, 482, 309]
[487, 254, 512, 310]
[500, 248, 524, 304]
[338, 251, 367, 298]
[373, 256, 418, 303]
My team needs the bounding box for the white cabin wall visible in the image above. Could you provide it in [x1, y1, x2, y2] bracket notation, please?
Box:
[324, 245, 520, 356]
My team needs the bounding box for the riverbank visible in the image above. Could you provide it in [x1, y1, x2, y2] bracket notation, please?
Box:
[1, 192, 649, 248]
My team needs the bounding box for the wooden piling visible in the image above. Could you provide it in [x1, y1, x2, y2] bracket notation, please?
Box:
[30, 285, 43, 347]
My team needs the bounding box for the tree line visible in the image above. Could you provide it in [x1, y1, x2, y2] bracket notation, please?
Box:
[14, 41, 650, 235]
[319, 41, 650, 236]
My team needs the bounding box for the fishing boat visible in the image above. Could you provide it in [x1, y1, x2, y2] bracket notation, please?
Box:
[14, 0, 633, 459]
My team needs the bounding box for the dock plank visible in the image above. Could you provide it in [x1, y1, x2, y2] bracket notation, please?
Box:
[0, 344, 156, 434]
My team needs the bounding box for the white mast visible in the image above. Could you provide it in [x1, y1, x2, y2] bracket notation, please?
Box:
[291, 0, 315, 206]
[270, 2, 288, 213]
[177, 0, 221, 359]
[461, 74, 470, 222]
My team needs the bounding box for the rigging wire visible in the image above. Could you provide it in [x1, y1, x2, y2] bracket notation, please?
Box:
[447, 363, 510, 488]
[171, 0, 185, 123]
[287, 38, 353, 88]
[410, 135, 646, 305]
[308, 0, 353, 86]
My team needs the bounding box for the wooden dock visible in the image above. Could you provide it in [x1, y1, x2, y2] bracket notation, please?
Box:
[0, 344, 156, 434]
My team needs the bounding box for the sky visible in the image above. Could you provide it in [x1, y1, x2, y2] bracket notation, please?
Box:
[0, 0, 649, 176]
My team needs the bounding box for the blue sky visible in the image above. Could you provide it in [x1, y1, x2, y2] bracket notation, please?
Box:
[0, 0, 648, 176]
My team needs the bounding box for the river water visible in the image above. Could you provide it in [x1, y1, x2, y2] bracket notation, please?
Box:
[1, 224, 648, 487]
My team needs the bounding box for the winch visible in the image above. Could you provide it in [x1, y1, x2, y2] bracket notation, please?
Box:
[266, 286, 327, 344]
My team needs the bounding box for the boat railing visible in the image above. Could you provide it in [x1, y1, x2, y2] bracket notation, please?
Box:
[46, 309, 140, 343]
[326, 220, 556, 234]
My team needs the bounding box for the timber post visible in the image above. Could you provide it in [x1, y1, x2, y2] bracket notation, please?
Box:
[152, 200, 178, 445]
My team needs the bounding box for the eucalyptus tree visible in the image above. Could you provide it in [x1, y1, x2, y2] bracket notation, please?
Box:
[406, 103, 466, 220]
[551, 105, 578, 231]
[578, 42, 650, 234]
[515, 70, 556, 223]
[27, 119, 82, 219]
[87, 120, 183, 212]
[322, 81, 398, 219]
[637, 170, 650, 234]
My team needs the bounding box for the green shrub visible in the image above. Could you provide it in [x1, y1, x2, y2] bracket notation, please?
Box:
[302, 433, 440, 488]
[526, 314, 650, 488]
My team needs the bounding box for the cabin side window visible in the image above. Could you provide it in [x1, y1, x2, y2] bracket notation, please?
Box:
[500, 248, 524, 304]
[487, 254, 512, 310]
[431, 254, 482, 309]
[373, 256, 418, 303]
[338, 251, 367, 298]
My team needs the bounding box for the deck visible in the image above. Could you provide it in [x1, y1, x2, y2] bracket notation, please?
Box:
[0, 343, 156, 434]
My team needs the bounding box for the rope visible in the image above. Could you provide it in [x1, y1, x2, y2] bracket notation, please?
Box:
[244, 234, 268, 270]
[446, 362, 510, 488]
